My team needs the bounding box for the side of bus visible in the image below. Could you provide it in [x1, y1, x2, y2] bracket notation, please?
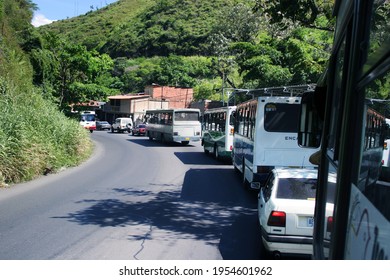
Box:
[201, 106, 236, 160]
[233, 96, 318, 190]
[145, 109, 202, 145]
[298, 0, 390, 259]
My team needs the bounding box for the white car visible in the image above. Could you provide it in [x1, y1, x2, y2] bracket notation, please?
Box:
[257, 167, 334, 259]
[111, 117, 133, 133]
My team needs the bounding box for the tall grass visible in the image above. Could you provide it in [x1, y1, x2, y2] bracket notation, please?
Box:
[0, 77, 93, 187]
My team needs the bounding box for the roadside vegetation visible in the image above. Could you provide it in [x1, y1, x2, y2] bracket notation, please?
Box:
[0, 0, 93, 187]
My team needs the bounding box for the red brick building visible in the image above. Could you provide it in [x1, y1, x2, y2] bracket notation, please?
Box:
[144, 85, 194, 109]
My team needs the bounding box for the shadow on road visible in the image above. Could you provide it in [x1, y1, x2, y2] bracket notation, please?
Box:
[52, 168, 267, 259]
[127, 138, 198, 148]
[174, 152, 228, 165]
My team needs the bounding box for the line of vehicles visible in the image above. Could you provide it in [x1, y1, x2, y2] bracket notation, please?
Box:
[77, 0, 389, 260]
[80, 83, 389, 260]
[201, 85, 324, 258]
[78, 87, 333, 259]
[79, 109, 202, 145]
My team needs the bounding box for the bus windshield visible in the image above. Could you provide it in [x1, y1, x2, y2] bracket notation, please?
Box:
[81, 114, 95, 122]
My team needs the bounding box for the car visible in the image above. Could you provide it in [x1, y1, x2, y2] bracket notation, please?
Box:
[111, 117, 133, 133]
[257, 167, 335, 259]
[96, 121, 111, 131]
[131, 124, 146, 136]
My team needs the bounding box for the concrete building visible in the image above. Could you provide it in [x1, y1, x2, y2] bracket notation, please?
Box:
[101, 85, 194, 124]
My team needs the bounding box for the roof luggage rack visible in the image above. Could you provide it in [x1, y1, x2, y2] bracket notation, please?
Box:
[232, 84, 316, 98]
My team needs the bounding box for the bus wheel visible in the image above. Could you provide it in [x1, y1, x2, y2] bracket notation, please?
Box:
[214, 144, 219, 159]
[148, 132, 153, 140]
[242, 161, 250, 189]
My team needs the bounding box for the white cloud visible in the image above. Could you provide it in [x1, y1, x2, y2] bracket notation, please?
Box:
[31, 14, 56, 27]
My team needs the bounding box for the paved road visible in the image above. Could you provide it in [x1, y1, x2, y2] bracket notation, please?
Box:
[0, 131, 263, 260]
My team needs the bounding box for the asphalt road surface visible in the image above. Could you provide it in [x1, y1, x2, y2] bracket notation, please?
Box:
[0, 131, 264, 260]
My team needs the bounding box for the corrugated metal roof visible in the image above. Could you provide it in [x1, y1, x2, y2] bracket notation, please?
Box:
[108, 94, 149, 100]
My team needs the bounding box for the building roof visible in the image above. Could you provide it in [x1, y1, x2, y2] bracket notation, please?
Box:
[108, 94, 149, 100]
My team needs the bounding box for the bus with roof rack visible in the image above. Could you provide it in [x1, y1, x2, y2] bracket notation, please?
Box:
[201, 105, 236, 161]
[232, 84, 319, 190]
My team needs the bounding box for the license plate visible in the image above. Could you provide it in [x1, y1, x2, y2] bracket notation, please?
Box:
[307, 217, 314, 227]
[185, 137, 190, 140]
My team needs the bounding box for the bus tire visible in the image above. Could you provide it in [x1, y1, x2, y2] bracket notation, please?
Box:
[242, 160, 250, 189]
[214, 144, 219, 159]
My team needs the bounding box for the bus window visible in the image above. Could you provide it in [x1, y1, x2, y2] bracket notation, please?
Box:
[298, 90, 324, 148]
[174, 111, 199, 122]
[264, 103, 300, 133]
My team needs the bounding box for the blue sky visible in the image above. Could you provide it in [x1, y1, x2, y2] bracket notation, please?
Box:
[32, 0, 118, 27]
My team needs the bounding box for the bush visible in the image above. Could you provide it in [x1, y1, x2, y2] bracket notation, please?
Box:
[0, 77, 93, 186]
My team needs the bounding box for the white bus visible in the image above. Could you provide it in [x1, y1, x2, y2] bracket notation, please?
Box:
[232, 85, 319, 190]
[145, 108, 201, 145]
[298, 0, 389, 259]
[79, 111, 96, 133]
[201, 106, 236, 160]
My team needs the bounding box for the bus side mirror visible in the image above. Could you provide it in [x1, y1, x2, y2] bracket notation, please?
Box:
[298, 90, 324, 148]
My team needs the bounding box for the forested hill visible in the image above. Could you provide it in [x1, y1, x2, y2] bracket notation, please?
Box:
[38, 0, 251, 58]
[33, 0, 334, 106]
[38, 0, 152, 55]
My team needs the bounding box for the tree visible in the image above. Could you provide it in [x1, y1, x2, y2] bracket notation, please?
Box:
[253, 0, 334, 31]
[30, 32, 117, 110]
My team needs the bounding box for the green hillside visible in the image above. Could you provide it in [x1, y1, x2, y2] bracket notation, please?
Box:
[39, 0, 254, 58]
[34, 0, 333, 103]
[39, 0, 154, 51]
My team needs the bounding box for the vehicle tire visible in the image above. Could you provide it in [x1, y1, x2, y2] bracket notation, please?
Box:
[214, 144, 219, 159]
[148, 132, 153, 141]
[242, 160, 250, 189]
[90, 130, 93, 133]
[204, 146, 210, 155]
[111, 127, 114, 133]
[232, 153, 240, 173]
